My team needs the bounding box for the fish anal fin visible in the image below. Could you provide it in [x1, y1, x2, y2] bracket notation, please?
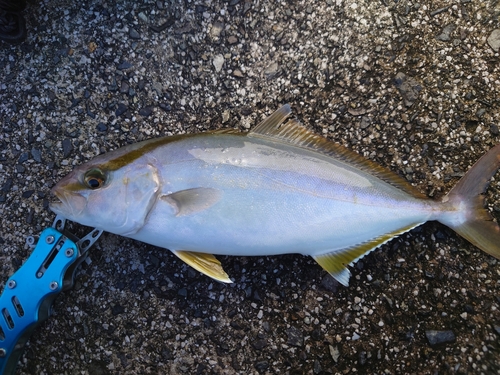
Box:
[313, 222, 422, 286]
[172, 250, 233, 283]
[249, 105, 426, 199]
[161, 187, 221, 216]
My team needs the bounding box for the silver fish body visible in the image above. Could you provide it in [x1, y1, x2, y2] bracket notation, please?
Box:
[50, 105, 500, 285]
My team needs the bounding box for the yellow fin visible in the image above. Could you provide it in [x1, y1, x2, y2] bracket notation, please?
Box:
[172, 250, 233, 283]
[313, 223, 422, 286]
[249, 104, 426, 199]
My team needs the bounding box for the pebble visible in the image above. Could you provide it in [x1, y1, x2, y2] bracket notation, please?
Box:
[139, 106, 154, 117]
[212, 54, 224, 72]
[436, 23, 456, 42]
[329, 345, 340, 363]
[487, 29, 500, 52]
[264, 62, 279, 79]
[129, 28, 141, 39]
[115, 103, 128, 116]
[31, 148, 42, 163]
[62, 138, 73, 158]
[394, 72, 422, 107]
[425, 330, 456, 346]
[286, 326, 304, 347]
[117, 61, 133, 70]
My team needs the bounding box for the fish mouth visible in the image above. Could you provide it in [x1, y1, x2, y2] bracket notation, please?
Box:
[49, 186, 85, 218]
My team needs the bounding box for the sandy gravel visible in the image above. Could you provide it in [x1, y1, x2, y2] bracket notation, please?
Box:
[0, 0, 499, 374]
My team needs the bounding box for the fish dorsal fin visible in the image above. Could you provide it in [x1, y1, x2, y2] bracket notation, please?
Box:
[313, 222, 423, 286]
[248, 105, 426, 199]
[172, 250, 233, 283]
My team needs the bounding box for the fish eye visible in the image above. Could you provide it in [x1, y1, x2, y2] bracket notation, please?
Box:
[84, 169, 106, 190]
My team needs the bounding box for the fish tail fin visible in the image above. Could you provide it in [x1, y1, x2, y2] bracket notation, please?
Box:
[439, 144, 500, 259]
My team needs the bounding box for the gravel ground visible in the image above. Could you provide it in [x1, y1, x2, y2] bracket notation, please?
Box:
[1, 0, 499, 374]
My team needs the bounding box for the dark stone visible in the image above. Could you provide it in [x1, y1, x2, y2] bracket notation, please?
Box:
[18, 152, 29, 163]
[320, 274, 339, 293]
[129, 28, 141, 39]
[96, 123, 108, 132]
[425, 330, 456, 346]
[394, 72, 422, 107]
[31, 148, 42, 162]
[490, 124, 499, 136]
[117, 61, 133, 70]
[436, 23, 457, 42]
[313, 359, 322, 374]
[286, 326, 304, 347]
[62, 138, 73, 158]
[139, 106, 153, 117]
[1, 178, 13, 192]
[115, 103, 128, 116]
[22, 190, 34, 198]
[251, 338, 267, 350]
[254, 360, 269, 371]
[159, 103, 171, 112]
[178, 288, 188, 297]
[111, 304, 125, 315]
[120, 80, 130, 94]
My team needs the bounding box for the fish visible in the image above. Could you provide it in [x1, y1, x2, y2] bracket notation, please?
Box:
[50, 105, 500, 286]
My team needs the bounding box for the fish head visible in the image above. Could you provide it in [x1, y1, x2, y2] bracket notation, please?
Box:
[50, 155, 160, 235]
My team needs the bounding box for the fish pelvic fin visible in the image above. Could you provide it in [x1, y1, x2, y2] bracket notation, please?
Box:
[172, 250, 233, 283]
[440, 143, 500, 260]
[313, 223, 422, 287]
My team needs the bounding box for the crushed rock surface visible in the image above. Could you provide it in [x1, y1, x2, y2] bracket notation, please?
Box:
[0, 0, 499, 374]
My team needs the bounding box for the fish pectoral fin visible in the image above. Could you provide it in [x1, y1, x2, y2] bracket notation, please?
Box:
[161, 187, 221, 216]
[172, 250, 233, 283]
[313, 222, 423, 287]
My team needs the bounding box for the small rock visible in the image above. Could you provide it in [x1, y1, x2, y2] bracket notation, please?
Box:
[254, 361, 269, 371]
[313, 359, 322, 374]
[320, 274, 339, 293]
[159, 103, 171, 112]
[120, 81, 129, 94]
[117, 61, 133, 70]
[115, 103, 128, 116]
[129, 28, 141, 39]
[329, 345, 340, 363]
[22, 190, 34, 198]
[286, 326, 304, 347]
[487, 29, 500, 52]
[264, 62, 279, 79]
[213, 54, 225, 72]
[139, 106, 154, 117]
[360, 116, 371, 129]
[251, 339, 267, 350]
[31, 148, 42, 163]
[96, 123, 108, 132]
[425, 330, 456, 346]
[494, 325, 500, 336]
[62, 138, 73, 158]
[232, 69, 244, 77]
[111, 304, 125, 316]
[394, 72, 422, 107]
[210, 22, 224, 39]
[436, 23, 456, 42]
[228, 35, 238, 44]
[152, 81, 163, 95]
[492, 124, 500, 136]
